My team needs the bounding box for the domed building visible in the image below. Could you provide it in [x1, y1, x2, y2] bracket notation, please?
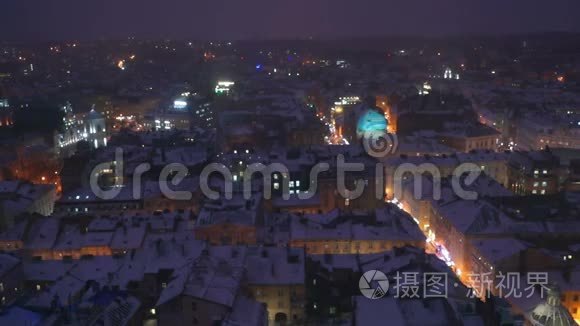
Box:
[530, 285, 576, 326]
[356, 107, 388, 139]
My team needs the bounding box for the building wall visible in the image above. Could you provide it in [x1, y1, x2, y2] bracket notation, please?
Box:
[194, 223, 257, 245]
[248, 284, 305, 323]
[157, 295, 230, 326]
[508, 167, 559, 195]
[0, 261, 23, 306]
[0, 240, 24, 252]
[385, 157, 508, 200]
[289, 239, 424, 255]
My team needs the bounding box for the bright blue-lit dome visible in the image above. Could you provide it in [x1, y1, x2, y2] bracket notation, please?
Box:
[356, 108, 388, 139]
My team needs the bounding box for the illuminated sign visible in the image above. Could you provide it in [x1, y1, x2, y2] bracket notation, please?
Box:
[215, 81, 235, 94]
[173, 99, 188, 109]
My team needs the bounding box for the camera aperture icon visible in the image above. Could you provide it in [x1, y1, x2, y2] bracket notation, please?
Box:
[359, 270, 390, 299]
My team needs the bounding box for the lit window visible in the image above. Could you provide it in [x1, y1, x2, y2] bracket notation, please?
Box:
[533, 182, 539, 187]
[274, 183, 280, 190]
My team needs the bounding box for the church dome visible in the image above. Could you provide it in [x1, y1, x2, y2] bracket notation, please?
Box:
[356, 107, 388, 139]
[87, 107, 104, 121]
[530, 285, 576, 326]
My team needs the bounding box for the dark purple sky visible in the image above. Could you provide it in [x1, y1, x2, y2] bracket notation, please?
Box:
[2, 0, 580, 41]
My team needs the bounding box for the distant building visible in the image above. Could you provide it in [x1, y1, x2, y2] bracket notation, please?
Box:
[507, 150, 561, 195]
[0, 181, 55, 231]
[84, 107, 108, 149]
[0, 96, 13, 128]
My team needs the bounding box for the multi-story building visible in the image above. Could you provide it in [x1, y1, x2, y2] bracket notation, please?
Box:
[288, 206, 425, 255]
[194, 194, 262, 246]
[382, 150, 510, 200]
[508, 150, 561, 195]
[439, 123, 501, 152]
[245, 247, 306, 324]
[156, 247, 267, 326]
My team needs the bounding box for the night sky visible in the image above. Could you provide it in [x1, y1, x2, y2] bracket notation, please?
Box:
[2, 0, 580, 41]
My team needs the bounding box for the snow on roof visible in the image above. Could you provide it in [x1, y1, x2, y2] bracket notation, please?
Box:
[0, 253, 20, 277]
[434, 198, 512, 235]
[23, 260, 72, 282]
[26, 275, 85, 308]
[197, 192, 261, 226]
[289, 207, 424, 242]
[383, 149, 508, 167]
[224, 295, 266, 326]
[156, 247, 245, 308]
[471, 238, 529, 264]
[355, 296, 405, 326]
[139, 234, 204, 274]
[68, 256, 123, 283]
[143, 177, 200, 199]
[245, 247, 305, 285]
[0, 180, 20, 193]
[26, 218, 60, 250]
[271, 193, 321, 208]
[110, 224, 146, 250]
[0, 306, 42, 326]
[53, 225, 83, 250]
[99, 295, 141, 326]
[152, 147, 207, 167]
[83, 232, 114, 247]
[0, 220, 28, 241]
[310, 254, 360, 272]
[396, 135, 456, 155]
[87, 217, 119, 232]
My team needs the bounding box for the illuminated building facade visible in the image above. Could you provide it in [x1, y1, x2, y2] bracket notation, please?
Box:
[0, 98, 13, 128]
[84, 108, 108, 149]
